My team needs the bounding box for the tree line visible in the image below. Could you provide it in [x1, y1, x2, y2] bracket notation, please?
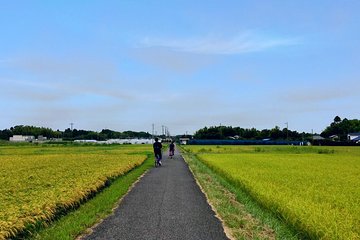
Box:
[0, 125, 151, 141]
[1, 116, 359, 142]
[194, 116, 360, 141]
[194, 126, 311, 141]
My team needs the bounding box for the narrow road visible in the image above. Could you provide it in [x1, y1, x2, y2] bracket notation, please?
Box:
[84, 148, 229, 240]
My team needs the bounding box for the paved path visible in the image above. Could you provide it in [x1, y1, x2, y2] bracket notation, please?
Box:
[84, 148, 229, 240]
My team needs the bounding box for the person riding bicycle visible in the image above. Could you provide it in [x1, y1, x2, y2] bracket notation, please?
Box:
[169, 141, 175, 158]
[153, 137, 163, 166]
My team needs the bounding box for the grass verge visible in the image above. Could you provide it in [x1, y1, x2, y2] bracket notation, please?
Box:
[29, 155, 154, 240]
[182, 150, 300, 240]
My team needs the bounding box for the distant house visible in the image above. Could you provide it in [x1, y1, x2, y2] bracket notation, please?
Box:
[312, 135, 325, 141]
[9, 135, 35, 142]
[128, 138, 153, 144]
[348, 133, 360, 142]
[329, 135, 339, 141]
[74, 138, 153, 144]
[37, 135, 47, 141]
[351, 136, 360, 143]
[49, 138, 63, 142]
[179, 138, 190, 145]
[229, 135, 240, 140]
[74, 140, 97, 143]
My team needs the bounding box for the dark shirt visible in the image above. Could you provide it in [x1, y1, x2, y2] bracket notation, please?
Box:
[169, 143, 175, 150]
[153, 142, 162, 154]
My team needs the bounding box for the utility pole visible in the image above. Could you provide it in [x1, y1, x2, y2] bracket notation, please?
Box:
[70, 123, 74, 131]
[311, 129, 314, 142]
[285, 122, 288, 142]
[152, 123, 155, 143]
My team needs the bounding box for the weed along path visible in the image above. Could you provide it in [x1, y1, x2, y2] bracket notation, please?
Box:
[82, 149, 229, 240]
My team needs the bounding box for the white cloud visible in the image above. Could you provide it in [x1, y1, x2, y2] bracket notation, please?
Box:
[1, 55, 136, 102]
[130, 47, 215, 74]
[281, 81, 360, 103]
[138, 31, 300, 55]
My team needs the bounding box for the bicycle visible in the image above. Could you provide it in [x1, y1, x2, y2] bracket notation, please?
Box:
[154, 153, 162, 167]
[169, 149, 174, 159]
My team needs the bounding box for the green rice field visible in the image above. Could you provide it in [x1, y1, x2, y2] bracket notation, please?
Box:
[183, 145, 360, 239]
[0, 144, 152, 239]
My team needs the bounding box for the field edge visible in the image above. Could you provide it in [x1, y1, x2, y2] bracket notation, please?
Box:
[28, 155, 154, 240]
[181, 148, 300, 240]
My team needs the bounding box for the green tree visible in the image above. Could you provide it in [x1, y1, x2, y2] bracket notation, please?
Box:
[321, 116, 360, 141]
[334, 116, 341, 123]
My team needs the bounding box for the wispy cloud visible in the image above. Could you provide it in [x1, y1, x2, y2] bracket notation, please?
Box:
[138, 31, 301, 55]
[130, 47, 215, 73]
[1, 55, 136, 101]
[281, 81, 360, 103]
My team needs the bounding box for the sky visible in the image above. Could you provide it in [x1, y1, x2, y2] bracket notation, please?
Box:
[0, 1, 359, 135]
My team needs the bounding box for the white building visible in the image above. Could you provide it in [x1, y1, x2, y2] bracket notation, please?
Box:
[312, 135, 325, 141]
[9, 135, 35, 142]
[348, 133, 360, 141]
[37, 135, 47, 141]
[73, 138, 153, 144]
[74, 139, 97, 143]
[179, 138, 190, 145]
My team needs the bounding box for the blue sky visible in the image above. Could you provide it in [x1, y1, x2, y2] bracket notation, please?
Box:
[1, 1, 359, 135]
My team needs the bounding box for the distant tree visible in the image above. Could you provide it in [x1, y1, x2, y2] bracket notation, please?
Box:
[270, 126, 283, 139]
[0, 129, 12, 140]
[193, 125, 308, 141]
[5, 125, 58, 139]
[194, 126, 223, 139]
[0, 125, 153, 141]
[136, 131, 152, 138]
[100, 129, 122, 139]
[334, 116, 341, 123]
[321, 116, 360, 141]
[259, 129, 271, 139]
[242, 128, 258, 139]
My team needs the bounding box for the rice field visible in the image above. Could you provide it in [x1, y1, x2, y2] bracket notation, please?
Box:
[183, 145, 360, 239]
[0, 144, 151, 239]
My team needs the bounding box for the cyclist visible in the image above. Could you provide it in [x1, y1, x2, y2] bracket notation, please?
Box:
[169, 141, 175, 158]
[153, 137, 163, 166]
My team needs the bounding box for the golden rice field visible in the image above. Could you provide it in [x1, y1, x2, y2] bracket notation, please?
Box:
[184, 145, 360, 239]
[0, 144, 151, 239]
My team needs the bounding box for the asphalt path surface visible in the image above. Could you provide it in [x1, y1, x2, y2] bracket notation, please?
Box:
[84, 147, 229, 240]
